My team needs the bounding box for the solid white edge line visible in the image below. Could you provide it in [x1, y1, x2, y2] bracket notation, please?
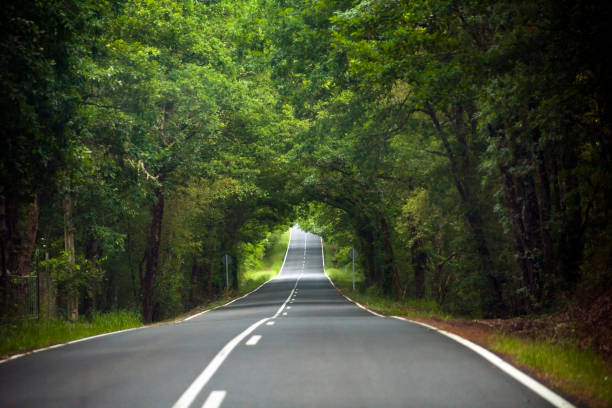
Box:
[184, 228, 294, 322]
[321, 237, 572, 408]
[390, 316, 575, 408]
[2, 229, 296, 364]
[201, 390, 227, 408]
[320, 237, 385, 318]
[0, 326, 144, 365]
[172, 317, 270, 408]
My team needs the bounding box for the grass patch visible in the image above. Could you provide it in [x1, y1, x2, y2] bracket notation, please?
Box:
[326, 266, 449, 318]
[322, 240, 611, 407]
[240, 229, 290, 292]
[323, 241, 451, 319]
[0, 310, 142, 358]
[173, 229, 291, 322]
[492, 335, 612, 406]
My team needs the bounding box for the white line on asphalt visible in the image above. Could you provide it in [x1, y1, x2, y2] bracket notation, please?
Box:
[201, 391, 226, 408]
[173, 245, 301, 408]
[319, 237, 385, 318]
[245, 335, 261, 346]
[172, 318, 269, 408]
[287, 306, 291, 309]
[185, 229, 296, 322]
[282, 312, 287, 316]
[272, 270, 302, 318]
[266, 321, 275, 326]
[0, 327, 143, 364]
[390, 317, 574, 408]
[321, 235, 572, 407]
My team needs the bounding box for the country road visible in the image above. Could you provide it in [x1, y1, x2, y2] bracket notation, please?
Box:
[0, 228, 562, 407]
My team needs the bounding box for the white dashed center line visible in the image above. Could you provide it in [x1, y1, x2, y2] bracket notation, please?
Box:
[266, 321, 275, 326]
[201, 391, 226, 408]
[246, 335, 261, 346]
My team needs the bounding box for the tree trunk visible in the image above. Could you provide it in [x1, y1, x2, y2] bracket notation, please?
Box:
[430, 109, 505, 314]
[190, 256, 198, 307]
[411, 237, 427, 299]
[16, 194, 39, 276]
[64, 192, 78, 321]
[0, 186, 9, 310]
[533, 129, 555, 289]
[357, 228, 375, 286]
[207, 262, 214, 297]
[231, 260, 238, 291]
[380, 217, 401, 298]
[142, 187, 164, 323]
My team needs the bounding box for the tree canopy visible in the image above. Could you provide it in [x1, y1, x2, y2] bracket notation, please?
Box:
[1, 0, 609, 322]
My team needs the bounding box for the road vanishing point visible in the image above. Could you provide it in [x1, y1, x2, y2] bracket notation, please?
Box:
[0, 228, 568, 407]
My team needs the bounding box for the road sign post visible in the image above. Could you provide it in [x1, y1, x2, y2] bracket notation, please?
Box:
[348, 248, 357, 291]
[221, 254, 232, 290]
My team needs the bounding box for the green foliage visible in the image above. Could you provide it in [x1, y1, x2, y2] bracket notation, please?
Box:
[492, 335, 612, 405]
[0, 310, 141, 357]
[2, 0, 609, 329]
[40, 251, 104, 301]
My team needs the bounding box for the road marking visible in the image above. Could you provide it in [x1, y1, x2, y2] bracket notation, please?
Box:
[173, 259, 300, 408]
[0, 327, 143, 364]
[184, 230, 296, 322]
[319, 237, 385, 318]
[172, 317, 269, 408]
[245, 335, 261, 346]
[266, 321, 275, 326]
[286, 306, 291, 309]
[282, 312, 287, 316]
[201, 391, 226, 408]
[390, 317, 575, 408]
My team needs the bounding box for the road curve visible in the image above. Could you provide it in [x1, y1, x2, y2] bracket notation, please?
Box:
[0, 228, 559, 407]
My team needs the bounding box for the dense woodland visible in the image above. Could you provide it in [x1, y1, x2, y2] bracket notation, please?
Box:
[1, 0, 610, 323]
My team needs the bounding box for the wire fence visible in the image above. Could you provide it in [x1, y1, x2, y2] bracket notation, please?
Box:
[2, 274, 38, 320]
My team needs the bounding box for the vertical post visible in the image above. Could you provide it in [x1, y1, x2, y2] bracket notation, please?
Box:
[35, 248, 39, 319]
[45, 251, 49, 319]
[225, 262, 229, 290]
[352, 255, 355, 291]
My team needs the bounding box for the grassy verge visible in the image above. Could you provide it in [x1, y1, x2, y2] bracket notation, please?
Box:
[1, 230, 292, 358]
[325, 266, 449, 318]
[323, 240, 611, 408]
[492, 335, 611, 407]
[171, 229, 291, 322]
[323, 242, 451, 319]
[0, 310, 142, 358]
[240, 229, 290, 292]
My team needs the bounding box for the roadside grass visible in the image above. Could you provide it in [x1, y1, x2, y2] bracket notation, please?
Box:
[323, 244, 451, 319]
[492, 335, 612, 407]
[1, 230, 292, 357]
[0, 310, 142, 358]
[326, 266, 448, 318]
[240, 229, 290, 292]
[172, 229, 291, 322]
[323, 240, 611, 407]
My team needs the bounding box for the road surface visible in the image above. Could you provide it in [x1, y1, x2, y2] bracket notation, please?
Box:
[0, 228, 561, 407]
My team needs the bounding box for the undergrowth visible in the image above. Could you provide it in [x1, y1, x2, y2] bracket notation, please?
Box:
[492, 335, 612, 406]
[0, 310, 142, 357]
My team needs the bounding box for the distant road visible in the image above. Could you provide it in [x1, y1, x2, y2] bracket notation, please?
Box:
[0, 228, 562, 407]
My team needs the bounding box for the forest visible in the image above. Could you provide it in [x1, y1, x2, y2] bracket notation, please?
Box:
[1, 0, 610, 329]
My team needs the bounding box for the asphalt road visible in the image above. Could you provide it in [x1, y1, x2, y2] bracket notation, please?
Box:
[0, 228, 560, 407]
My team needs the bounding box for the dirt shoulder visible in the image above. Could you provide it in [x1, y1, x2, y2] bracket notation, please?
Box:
[403, 315, 605, 408]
